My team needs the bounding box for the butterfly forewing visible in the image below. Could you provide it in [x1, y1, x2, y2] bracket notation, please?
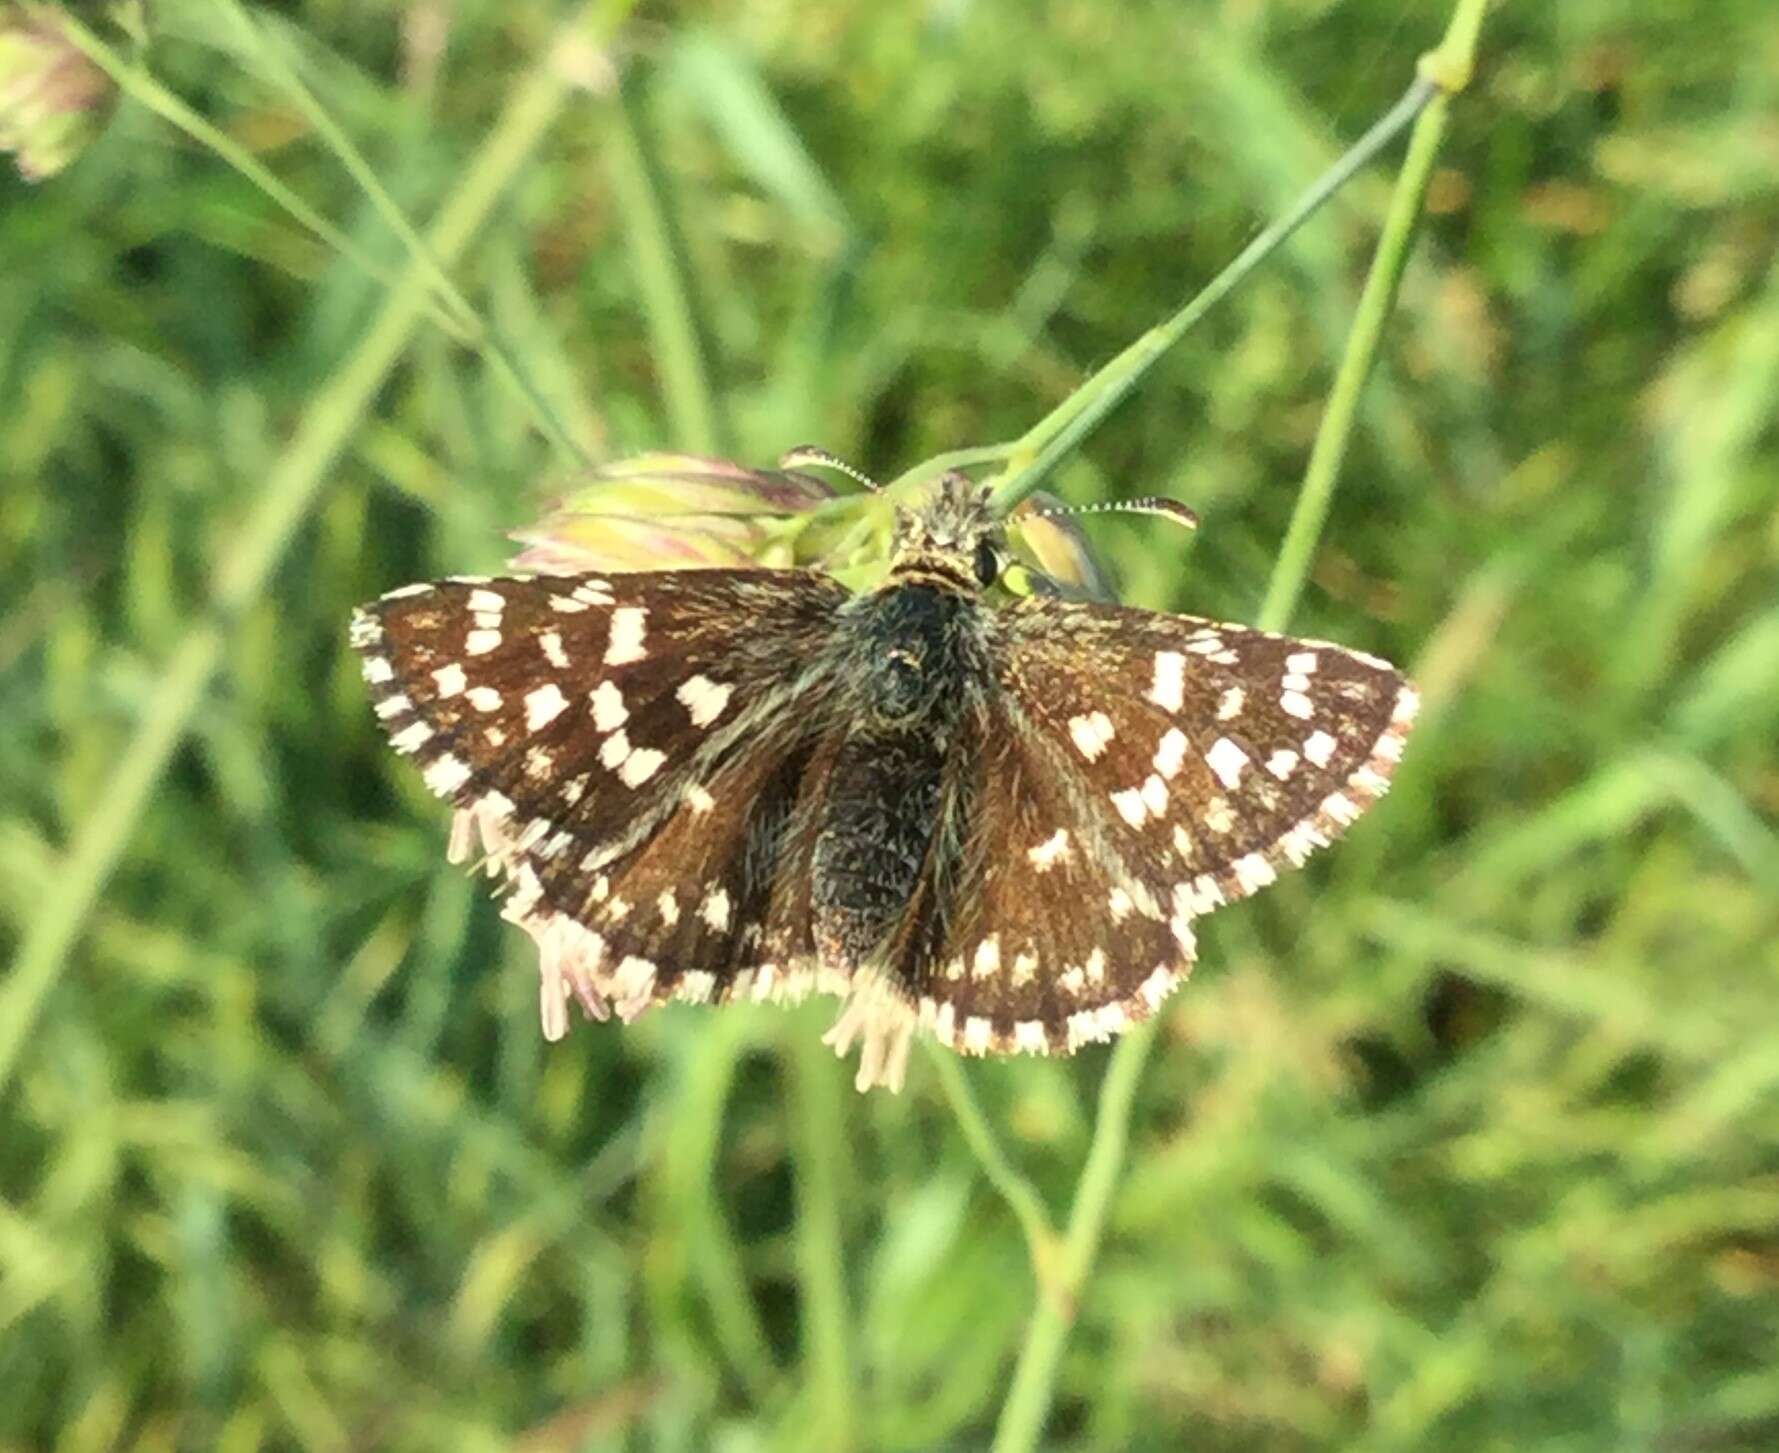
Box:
[352, 568, 850, 1032]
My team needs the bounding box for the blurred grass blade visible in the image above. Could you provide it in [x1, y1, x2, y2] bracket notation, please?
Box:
[54, 11, 466, 340]
[607, 75, 729, 455]
[211, 0, 593, 466]
[785, 1027, 856, 1450]
[0, 0, 635, 1098]
[664, 31, 852, 252]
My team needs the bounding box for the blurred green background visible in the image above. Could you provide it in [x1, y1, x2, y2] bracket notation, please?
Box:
[4, 1, 1778, 1449]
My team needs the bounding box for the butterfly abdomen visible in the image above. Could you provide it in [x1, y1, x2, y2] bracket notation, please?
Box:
[809, 580, 988, 969]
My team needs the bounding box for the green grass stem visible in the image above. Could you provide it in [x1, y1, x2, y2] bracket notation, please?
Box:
[990, 4, 1490, 1446]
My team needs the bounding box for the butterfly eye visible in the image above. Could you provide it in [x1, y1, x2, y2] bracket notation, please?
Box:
[974, 540, 1001, 585]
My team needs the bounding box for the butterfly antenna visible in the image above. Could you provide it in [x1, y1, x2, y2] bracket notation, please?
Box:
[1029, 496, 1200, 532]
[779, 445, 883, 492]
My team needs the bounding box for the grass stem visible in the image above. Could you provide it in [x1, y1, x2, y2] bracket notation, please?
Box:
[989, 4, 1489, 1445]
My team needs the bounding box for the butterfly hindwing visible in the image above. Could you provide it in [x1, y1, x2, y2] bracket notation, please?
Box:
[861, 597, 1416, 1070]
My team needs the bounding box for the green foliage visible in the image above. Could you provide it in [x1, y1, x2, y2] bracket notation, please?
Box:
[3, 1, 1777, 1449]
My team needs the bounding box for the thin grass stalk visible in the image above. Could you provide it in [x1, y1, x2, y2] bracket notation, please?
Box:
[982, 74, 1437, 516]
[0, 0, 635, 1099]
[989, 4, 1490, 1446]
[55, 12, 471, 342]
[786, 1028, 857, 1450]
[212, 0, 594, 467]
[653, 1016, 780, 1403]
[924, 1045, 1062, 1297]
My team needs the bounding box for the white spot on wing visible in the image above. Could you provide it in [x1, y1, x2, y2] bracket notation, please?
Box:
[685, 784, 716, 815]
[1280, 689, 1314, 720]
[1352, 764, 1391, 795]
[1232, 852, 1277, 894]
[972, 937, 1002, 980]
[1265, 748, 1299, 779]
[1304, 729, 1338, 767]
[1111, 788, 1148, 828]
[466, 628, 501, 656]
[599, 730, 631, 770]
[524, 683, 569, 732]
[390, 721, 432, 754]
[423, 753, 471, 795]
[1141, 773, 1168, 816]
[1028, 828, 1071, 869]
[676, 674, 733, 727]
[1154, 727, 1188, 779]
[605, 607, 647, 665]
[619, 747, 665, 786]
[590, 681, 628, 732]
[1068, 711, 1115, 761]
[1205, 736, 1249, 789]
[466, 686, 503, 712]
[432, 663, 466, 698]
[539, 631, 569, 668]
[1149, 651, 1186, 712]
[700, 887, 731, 932]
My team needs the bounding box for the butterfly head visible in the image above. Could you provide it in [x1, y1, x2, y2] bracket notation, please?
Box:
[888, 471, 1005, 592]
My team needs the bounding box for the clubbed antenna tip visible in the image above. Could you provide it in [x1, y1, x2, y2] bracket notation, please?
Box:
[1029, 496, 1200, 532]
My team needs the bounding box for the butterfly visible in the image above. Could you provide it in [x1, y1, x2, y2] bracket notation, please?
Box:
[350, 469, 1416, 1092]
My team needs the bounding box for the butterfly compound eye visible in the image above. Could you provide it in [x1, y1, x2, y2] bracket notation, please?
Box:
[974, 539, 1001, 586]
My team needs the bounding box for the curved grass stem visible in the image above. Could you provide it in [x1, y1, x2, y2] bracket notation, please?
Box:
[0, 0, 635, 1100]
[924, 1045, 1063, 1302]
[211, 0, 594, 467]
[60, 7, 591, 467]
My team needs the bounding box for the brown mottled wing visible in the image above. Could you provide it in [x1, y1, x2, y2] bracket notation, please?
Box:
[899, 596, 1417, 1059]
[350, 569, 851, 1034]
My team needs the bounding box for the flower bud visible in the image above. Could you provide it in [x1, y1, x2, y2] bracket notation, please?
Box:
[509, 452, 847, 574]
[0, 5, 113, 181]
